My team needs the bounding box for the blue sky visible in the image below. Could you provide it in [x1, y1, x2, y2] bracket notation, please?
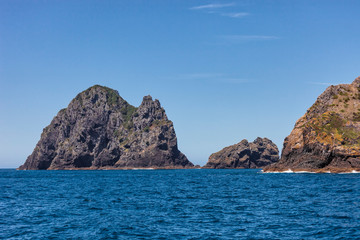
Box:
[1, 0, 360, 168]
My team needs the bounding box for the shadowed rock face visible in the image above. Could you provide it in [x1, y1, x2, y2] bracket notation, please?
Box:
[264, 76, 360, 173]
[203, 137, 279, 169]
[19, 85, 193, 170]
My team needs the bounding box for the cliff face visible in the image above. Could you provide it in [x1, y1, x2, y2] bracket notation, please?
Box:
[264, 77, 360, 173]
[19, 85, 193, 170]
[203, 137, 279, 169]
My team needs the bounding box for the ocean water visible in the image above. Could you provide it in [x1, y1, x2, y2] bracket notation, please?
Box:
[0, 169, 359, 239]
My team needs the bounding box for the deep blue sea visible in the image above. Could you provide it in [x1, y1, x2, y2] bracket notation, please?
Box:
[0, 169, 359, 239]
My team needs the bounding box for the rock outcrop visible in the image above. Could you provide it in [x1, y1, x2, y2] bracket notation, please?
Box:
[264, 76, 360, 173]
[203, 137, 279, 169]
[18, 85, 194, 170]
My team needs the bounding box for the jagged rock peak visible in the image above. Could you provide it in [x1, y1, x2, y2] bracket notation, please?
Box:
[140, 95, 162, 110]
[18, 85, 194, 170]
[203, 137, 279, 169]
[264, 76, 360, 173]
[142, 95, 154, 103]
[351, 76, 360, 86]
[253, 137, 271, 145]
[73, 85, 125, 105]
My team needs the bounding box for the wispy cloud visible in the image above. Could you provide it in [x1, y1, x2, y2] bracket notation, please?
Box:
[190, 2, 250, 19]
[190, 3, 235, 10]
[221, 12, 249, 18]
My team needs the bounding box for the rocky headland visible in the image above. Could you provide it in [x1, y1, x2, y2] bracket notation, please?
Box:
[264, 77, 360, 173]
[203, 137, 279, 169]
[18, 85, 194, 170]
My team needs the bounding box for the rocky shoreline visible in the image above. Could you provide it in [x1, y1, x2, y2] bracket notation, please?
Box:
[262, 168, 360, 174]
[25, 166, 200, 170]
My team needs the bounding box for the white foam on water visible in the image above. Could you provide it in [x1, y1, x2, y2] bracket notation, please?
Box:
[261, 169, 294, 173]
[339, 170, 360, 174]
[260, 170, 281, 173]
[262, 169, 360, 174]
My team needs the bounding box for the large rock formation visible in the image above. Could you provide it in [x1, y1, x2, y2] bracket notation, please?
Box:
[203, 137, 279, 169]
[264, 76, 360, 173]
[19, 85, 194, 170]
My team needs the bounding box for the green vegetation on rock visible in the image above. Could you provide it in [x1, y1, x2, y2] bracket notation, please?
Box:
[121, 105, 137, 121]
[307, 111, 360, 146]
[353, 110, 360, 121]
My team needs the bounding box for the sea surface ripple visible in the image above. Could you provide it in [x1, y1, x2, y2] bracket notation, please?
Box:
[0, 169, 359, 239]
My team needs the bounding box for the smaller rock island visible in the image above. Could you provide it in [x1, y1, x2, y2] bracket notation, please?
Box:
[203, 137, 279, 169]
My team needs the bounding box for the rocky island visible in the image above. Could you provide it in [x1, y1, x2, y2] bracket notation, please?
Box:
[18, 85, 194, 170]
[264, 77, 360, 173]
[203, 137, 279, 169]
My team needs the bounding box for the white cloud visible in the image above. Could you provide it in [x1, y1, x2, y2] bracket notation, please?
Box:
[190, 3, 250, 19]
[221, 12, 249, 18]
[190, 3, 235, 10]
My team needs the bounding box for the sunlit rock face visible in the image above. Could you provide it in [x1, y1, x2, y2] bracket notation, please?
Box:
[264, 77, 360, 173]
